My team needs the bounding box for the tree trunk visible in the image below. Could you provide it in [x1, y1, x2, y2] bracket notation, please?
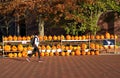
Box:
[38, 16, 44, 36]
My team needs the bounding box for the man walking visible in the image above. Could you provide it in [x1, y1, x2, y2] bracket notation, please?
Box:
[26, 33, 42, 62]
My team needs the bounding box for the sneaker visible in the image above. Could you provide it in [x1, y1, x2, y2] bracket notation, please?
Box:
[26, 58, 30, 62]
[38, 60, 43, 62]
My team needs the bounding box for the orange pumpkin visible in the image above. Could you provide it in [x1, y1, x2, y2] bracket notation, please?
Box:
[48, 35, 52, 40]
[71, 52, 75, 56]
[90, 35, 95, 40]
[61, 52, 65, 56]
[26, 36, 31, 40]
[90, 43, 95, 49]
[18, 52, 22, 57]
[13, 53, 17, 57]
[100, 35, 104, 39]
[78, 36, 82, 40]
[95, 50, 99, 55]
[75, 49, 81, 55]
[46, 45, 51, 50]
[22, 51, 28, 57]
[39, 36, 43, 41]
[95, 35, 100, 39]
[105, 32, 110, 39]
[91, 51, 95, 55]
[13, 36, 17, 41]
[65, 52, 70, 56]
[53, 35, 58, 40]
[17, 36, 22, 41]
[95, 44, 100, 49]
[71, 36, 74, 40]
[22, 36, 26, 40]
[66, 35, 71, 40]
[74, 36, 78, 40]
[11, 45, 17, 51]
[43, 36, 47, 40]
[44, 52, 49, 56]
[81, 43, 87, 50]
[17, 44, 24, 51]
[86, 51, 91, 55]
[61, 35, 65, 40]
[8, 53, 13, 58]
[82, 35, 86, 40]
[3, 36, 8, 41]
[57, 36, 61, 40]
[40, 52, 45, 56]
[49, 52, 54, 56]
[81, 51, 86, 55]
[4, 45, 11, 51]
[54, 52, 59, 56]
[8, 35, 13, 41]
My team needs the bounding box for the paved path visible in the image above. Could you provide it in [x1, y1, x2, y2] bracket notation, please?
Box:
[0, 55, 120, 78]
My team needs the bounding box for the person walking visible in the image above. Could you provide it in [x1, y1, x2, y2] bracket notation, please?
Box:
[26, 33, 42, 62]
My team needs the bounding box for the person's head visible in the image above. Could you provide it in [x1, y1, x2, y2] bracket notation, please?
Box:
[34, 32, 38, 35]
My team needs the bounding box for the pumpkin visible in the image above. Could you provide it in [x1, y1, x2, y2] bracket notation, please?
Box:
[49, 52, 54, 56]
[8, 35, 13, 41]
[61, 45, 65, 50]
[61, 52, 65, 56]
[53, 35, 57, 40]
[81, 43, 87, 50]
[78, 36, 82, 40]
[95, 35, 100, 39]
[90, 43, 95, 49]
[17, 44, 24, 51]
[56, 44, 61, 49]
[95, 50, 99, 55]
[4, 45, 11, 51]
[100, 35, 104, 39]
[110, 34, 114, 39]
[69, 45, 73, 50]
[17, 36, 22, 41]
[90, 35, 95, 40]
[65, 52, 70, 56]
[27, 46, 33, 50]
[57, 36, 61, 40]
[71, 52, 75, 56]
[40, 52, 45, 56]
[82, 35, 86, 40]
[3, 37, 8, 41]
[71, 36, 74, 40]
[11, 45, 17, 51]
[91, 51, 95, 55]
[39, 35, 43, 41]
[8, 53, 13, 58]
[23, 47, 28, 51]
[44, 52, 49, 56]
[22, 36, 26, 40]
[13, 53, 17, 57]
[22, 51, 28, 57]
[95, 44, 100, 49]
[43, 36, 47, 40]
[46, 45, 51, 50]
[86, 51, 91, 55]
[75, 49, 81, 55]
[74, 36, 78, 40]
[54, 52, 59, 56]
[76, 45, 81, 50]
[66, 35, 71, 40]
[26, 36, 31, 40]
[18, 52, 22, 57]
[52, 45, 56, 50]
[114, 35, 118, 39]
[105, 32, 110, 39]
[48, 35, 52, 40]
[81, 51, 86, 55]
[61, 35, 65, 40]
[65, 46, 69, 50]
[41, 45, 46, 50]
[13, 36, 17, 41]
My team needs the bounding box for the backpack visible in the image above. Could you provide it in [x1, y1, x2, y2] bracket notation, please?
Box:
[30, 37, 35, 45]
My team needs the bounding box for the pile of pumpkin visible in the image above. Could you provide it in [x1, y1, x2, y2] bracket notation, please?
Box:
[3, 32, 118, 41]
[2, 32, 118, 58]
